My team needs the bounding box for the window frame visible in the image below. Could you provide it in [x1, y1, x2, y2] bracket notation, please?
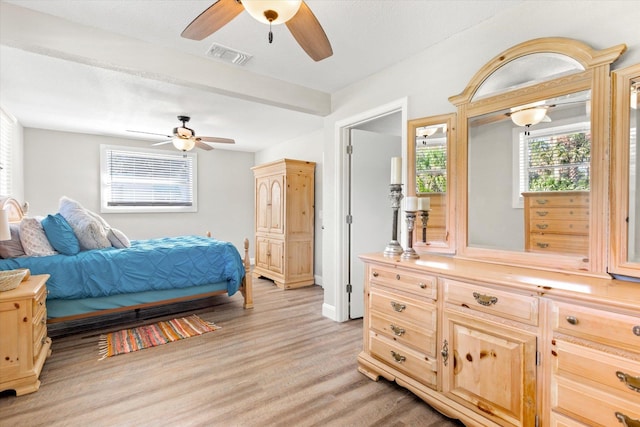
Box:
[0, 107, 16, 196]
[100, 144, 198, 213]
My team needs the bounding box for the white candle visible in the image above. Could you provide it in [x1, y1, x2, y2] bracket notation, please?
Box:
[418, 197, 430, 211]
[404, 196, 418, 212]
[390, 157, 402, 184]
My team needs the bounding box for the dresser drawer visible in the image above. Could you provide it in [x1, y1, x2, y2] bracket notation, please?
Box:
[370, 288, 436, 327]
[553, 375, 640, 427]
[550, 411, 589, 427]
[552, 301, 640, 353]
[528, 207, 589, 221]
[554, 339, 640, 400]
[529, 219, 589, 235]
[33, 318, 47, 359]
[33, 286, 47, 318]
[526, 192, 589, 208]
[528, 233, 588, 255]
[370, 311, 436, 355]
[369, 332, 437, 388]
[443, 278, 539, 326]
[369, 266, 437, 300]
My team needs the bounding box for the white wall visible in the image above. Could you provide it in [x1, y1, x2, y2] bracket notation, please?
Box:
[319, 1, 640, 321]
[254, 129, 324, 283]
[23, 128, 255, 254]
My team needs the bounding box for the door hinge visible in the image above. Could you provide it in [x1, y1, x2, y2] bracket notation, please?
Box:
[536, 351, 541, 366]
[346, 145, 353, 155]
[535, 414, 539, 427]
[346, 214, 353, 224]
[346, 283, 352, 293]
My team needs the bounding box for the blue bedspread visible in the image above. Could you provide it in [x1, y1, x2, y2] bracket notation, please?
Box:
[0, 236, 245, 299]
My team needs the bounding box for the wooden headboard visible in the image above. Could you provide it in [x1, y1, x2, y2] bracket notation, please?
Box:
[0, 196, 26, 223]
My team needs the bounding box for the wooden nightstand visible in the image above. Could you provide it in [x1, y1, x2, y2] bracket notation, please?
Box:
[0, 274, 52, 396]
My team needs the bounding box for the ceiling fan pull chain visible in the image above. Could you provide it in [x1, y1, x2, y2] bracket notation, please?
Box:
[269, 21, 273, 44]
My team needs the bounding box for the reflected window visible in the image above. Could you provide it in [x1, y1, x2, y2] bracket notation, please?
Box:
[416, 125, 447, 194]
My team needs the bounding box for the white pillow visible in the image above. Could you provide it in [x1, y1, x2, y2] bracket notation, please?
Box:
[108, 228, 131, 248]
[20, 217, 58, 257]
[58, 197, 111, 250]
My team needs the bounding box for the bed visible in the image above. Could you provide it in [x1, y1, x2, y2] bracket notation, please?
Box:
[0, 196, 253, 323]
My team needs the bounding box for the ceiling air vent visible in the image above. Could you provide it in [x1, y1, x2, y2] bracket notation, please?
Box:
[205, 43, 252, 66]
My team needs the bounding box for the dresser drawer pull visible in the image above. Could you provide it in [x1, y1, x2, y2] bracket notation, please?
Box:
[372, 271, 379, 278]
[616, 371, 640, 393]
[472, 292, 498, 306]
[535, 224, 549, 230]
[536, 199, 548, 205]
[536, 211, 548, 216]
[565, 316, 579, 325]
[396, 274, 401, 280]
[616, 412, 640, 427]
[390, 351, 406, 363]
[390, 324, 405, 336]
[633, 326, 640, 336]
[390, 301, 406, 312]
[536, 242, 549, 248]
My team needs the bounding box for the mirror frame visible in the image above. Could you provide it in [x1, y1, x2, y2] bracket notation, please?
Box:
[407, 113, 456, 253]
[610, 63, 640, 278]
[449, 37, 626, 275]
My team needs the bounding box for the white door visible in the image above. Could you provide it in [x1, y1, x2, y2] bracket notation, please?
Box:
[349, 129, 402, 318]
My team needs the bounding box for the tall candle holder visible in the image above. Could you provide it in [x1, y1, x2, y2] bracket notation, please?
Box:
[401, 209, 419, 260]
[383, 184, 404, 257]
[420, 210, 430, 243]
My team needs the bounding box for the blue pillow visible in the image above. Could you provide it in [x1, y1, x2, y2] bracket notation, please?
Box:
[41, 213, 80, 255]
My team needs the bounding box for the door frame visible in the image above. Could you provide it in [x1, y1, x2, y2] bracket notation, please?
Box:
[332, 98, 408, 322]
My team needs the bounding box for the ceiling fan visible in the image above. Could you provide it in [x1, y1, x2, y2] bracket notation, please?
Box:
[127, 116, 235, 152]
[181, 0, 333, 62]
[470, 99, 589, 130]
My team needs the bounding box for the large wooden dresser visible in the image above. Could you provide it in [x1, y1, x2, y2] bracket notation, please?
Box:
[358, 253, 640, 427]
[252, 159, 315, 289]
[523, 191, 589, 256]
[0, 274, 52, 396]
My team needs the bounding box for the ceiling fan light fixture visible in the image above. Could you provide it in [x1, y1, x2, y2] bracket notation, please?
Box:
[242, 0, 302, 25]
[173, 136, 196, 152]
[510, 106, 549, 127]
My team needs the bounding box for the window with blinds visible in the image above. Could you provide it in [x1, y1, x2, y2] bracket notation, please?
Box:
[100, 145, 197, 213]
[513, 120, 590, 207]
[416, 138, 447, 193]
[0, 108, 15, 196]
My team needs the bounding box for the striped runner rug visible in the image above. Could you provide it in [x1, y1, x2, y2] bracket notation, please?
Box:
[98, 315, 219, 359]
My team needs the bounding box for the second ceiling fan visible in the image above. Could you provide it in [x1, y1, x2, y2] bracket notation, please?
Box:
[181, 0, 332, 62]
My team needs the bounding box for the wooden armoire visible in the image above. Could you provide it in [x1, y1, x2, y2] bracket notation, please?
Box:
[251, 159, 315, 289]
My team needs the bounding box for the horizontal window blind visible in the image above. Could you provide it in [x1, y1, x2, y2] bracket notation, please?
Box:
[416, 139, 447, 193]
[0, 108, 14, 196]
[101, 146, 196, 211]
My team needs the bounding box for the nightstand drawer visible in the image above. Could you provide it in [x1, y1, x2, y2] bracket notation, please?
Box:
[370, 266, 437, 300]
[552, 302, 640, 352]
[528, 233, 588, 254]
[526, 192, 589, 208]
[370, 288, 436, 327]
[443, 278, 539, 325]
[529, 219, 589, 235]
[370, 332, 437, 388]
[370, 311, 436, 355]
[528, 207, 589, 221]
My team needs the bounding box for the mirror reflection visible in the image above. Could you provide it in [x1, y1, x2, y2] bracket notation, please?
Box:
[467, 89, 591, 255]
[629, 78, 639, 262]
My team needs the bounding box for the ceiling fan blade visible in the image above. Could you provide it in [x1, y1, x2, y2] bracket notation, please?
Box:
[127, 130, 172, 138]
[198, 136, 235, 144]
[286, 2, 332, 62]
[151, 140, 172, 146]
[181, 0, 244, 40]
[194, 140, 214, 151]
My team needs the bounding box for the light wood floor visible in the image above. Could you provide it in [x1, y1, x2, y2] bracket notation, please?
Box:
[0, 277, 463, 427]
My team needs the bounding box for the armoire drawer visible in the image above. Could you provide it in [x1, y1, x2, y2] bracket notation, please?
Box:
[552, 301, 640, 353]
[370, 310, 436, 355]
[370, 288, 436, 327]
[443, 278, 539, 326]
[369, 266, 437, 300]
[369, 332, 437, 388]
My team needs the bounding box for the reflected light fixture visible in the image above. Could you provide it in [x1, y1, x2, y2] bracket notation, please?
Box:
[417, 127, 438, 138]
[510, 104, 549, 135]
[242, 0, 302, 43]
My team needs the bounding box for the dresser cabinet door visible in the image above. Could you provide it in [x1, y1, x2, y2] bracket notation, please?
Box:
[0, 299, 30, 379]
[441, 310, 537, 427]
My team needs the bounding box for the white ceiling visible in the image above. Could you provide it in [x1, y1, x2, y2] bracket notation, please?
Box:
[0, 0, 521, 152]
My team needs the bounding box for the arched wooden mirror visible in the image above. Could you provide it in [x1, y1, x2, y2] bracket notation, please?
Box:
[407, 113, 456, 253]
[611, 63, 640, 278]
[449, 38, 626, 274]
